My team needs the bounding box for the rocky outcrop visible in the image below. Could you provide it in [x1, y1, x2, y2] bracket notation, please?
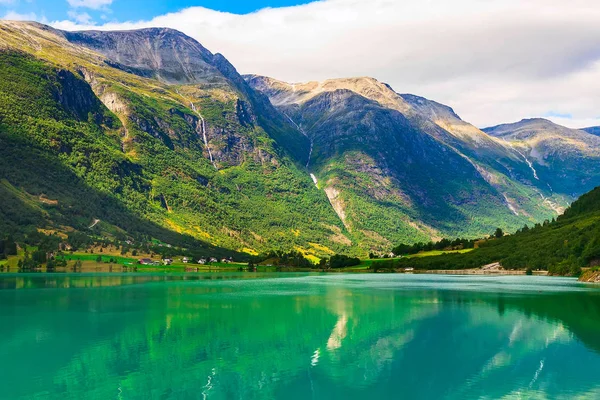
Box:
[62, 28, 227, 85]
[52, 69, 110, 124]
[579, 269, 600, 283]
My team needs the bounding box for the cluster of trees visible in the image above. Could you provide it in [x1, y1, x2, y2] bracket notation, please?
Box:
[0, 236, 17, 260]
[252, 250, 314, 268]
[391, 227, 512, 257]
[392, 237, 478, 256]
[250, 251, 361, 270]
[320, 254, 361, 269]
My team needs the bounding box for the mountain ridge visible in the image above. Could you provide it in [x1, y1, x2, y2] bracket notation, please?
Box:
[2, 21, 600, 257]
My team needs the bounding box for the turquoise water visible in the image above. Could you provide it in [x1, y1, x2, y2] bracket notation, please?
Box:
[1, 273, 600, 399]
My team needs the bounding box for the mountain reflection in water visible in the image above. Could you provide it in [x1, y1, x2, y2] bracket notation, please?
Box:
[0, 274, 599, 399]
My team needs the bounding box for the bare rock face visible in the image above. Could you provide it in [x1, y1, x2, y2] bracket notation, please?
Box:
[61, 28, 228, 85]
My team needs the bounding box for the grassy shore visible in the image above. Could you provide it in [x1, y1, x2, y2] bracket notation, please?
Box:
[355, 249, 474, 269]
[2, 247, 525, 275]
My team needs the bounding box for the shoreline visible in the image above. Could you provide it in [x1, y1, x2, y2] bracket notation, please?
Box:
[419, 269, 548, 276]
[0, 267, 551, 277]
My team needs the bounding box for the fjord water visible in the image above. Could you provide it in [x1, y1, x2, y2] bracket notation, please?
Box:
[1, 274, 600, 399]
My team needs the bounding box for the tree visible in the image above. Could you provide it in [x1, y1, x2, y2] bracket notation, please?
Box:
[96, 255, 102, 263]
[32, 250, 47, 265]
[494, 228, 504, 239]
[329, 254, 361, 269]
[318, 258, 329, 269]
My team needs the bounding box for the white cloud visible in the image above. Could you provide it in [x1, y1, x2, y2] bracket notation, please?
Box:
[3, 11, 37, 21]
[50, 0, 600, 128]
[67, 0, 112, 10]
[67, 10, 93, 24]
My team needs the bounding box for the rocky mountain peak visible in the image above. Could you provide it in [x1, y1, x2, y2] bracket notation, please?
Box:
[244, 75, 412, 113]
[60, 27, 227, 85]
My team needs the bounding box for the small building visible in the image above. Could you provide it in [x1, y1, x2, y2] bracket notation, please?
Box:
[209, 257, 218, 263]
[182, 257, 189, 264]
[59, 243, 73, 251]
[138, 258, 154, 265]
[162, 258, 173, 265]
[198, 259, 207, 265]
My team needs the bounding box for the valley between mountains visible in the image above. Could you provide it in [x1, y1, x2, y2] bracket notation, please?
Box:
[1, 21, 600, 259]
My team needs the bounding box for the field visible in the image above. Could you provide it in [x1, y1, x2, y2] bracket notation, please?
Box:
[356, 249, 474, 269]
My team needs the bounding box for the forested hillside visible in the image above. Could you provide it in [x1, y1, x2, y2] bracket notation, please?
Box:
[389, 186, 600, 275]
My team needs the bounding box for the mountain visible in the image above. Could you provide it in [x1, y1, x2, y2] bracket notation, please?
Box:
[583, 126, 600, 136]
[0, 21, 350, 259]
[245, 75, 585, 250]
[2, 21, 600, 258]
[483, 119, 600, 197]
[392, 184, 600, 276]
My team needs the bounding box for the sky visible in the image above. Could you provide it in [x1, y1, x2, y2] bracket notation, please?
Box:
[2, 0, 599, 129]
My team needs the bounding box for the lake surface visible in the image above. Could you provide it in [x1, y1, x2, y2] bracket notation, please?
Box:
[1, 273, 600, 399]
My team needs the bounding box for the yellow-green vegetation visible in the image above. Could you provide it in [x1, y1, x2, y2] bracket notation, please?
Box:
[406, 249, 474, 258]
[0, 22, 353, 261]
[357, 249, 473, 268]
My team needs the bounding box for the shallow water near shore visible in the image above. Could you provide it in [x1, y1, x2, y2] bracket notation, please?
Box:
[1, 273, 600, 399]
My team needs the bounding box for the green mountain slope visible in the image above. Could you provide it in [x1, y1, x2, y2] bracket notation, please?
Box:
[0, 21, 351, 258]
[393, 185, 600, 274]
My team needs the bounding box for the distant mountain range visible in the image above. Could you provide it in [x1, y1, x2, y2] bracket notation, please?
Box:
[1, 21, 599, 257]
